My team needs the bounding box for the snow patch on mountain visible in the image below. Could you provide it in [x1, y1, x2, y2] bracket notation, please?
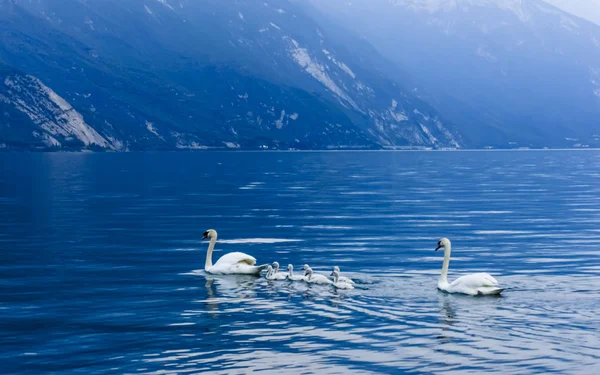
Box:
[419, 122, 438, 144]
[390, 110, 409, 122]
[413, 109, 430, 121]
[389, 99, 409, 121]
[84, 18, 95, 31]
[476, 47, 498, 62]
[322, 51, 357, 78]
[287, 38, 358, 109]
[145, 121, 163, 139]
[156, 0, 174, 11]
[275, 110, 286, 129]
[435, 119, 460, 148]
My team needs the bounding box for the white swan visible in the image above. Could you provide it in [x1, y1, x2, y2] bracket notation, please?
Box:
[331, 270, 354, 289]
[202, 229, 268, 275]
[332, 266, 354, 284]
[268, 262, 288, 281]
[436, 238, 504, 296]
[287, 264, 306, 281]
[304, 266, 333, 285]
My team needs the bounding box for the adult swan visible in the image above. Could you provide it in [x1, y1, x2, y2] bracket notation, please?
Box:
[202, 229, 268, 275]
[436, 238, 504, 296]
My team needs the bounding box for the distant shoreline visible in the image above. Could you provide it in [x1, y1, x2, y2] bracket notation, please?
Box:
[2, 148, 600, 154]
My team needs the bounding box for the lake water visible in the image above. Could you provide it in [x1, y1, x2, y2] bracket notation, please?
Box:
[1, 151, 600, 374]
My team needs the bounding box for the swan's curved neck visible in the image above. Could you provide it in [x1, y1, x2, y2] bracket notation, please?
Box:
[274, 264, 279, 273]
[439, 243, 451, 286]
[289, 268, 293, 277]
[205, 235, 217, 271]
[333, 273, 339, 283]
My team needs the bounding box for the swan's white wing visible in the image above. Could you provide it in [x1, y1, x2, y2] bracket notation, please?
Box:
[289, 275, 306, 281]
[309, 274, 333, 284]
[451, 273, 498, 288]
[214, 252, 257, 267]
[449, 273, 501, 295]
[270, 272, 288, 280]
[338, 276, 355, 284]
[473, 273, 499, 287]
[334, 281, 354, 289]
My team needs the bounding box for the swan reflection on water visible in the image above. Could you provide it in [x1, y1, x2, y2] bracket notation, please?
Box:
[202, 272, 261, 298]
[197, 270, 354, 314]
[437, 295, 457, 345]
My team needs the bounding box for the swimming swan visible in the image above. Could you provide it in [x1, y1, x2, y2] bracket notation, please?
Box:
[268, 262, 288, 280]
[287, 264, 306, 281]
[436, 238, 504, 296]
[265, 265, 277, 280]
[331, 270, 354, 289]
[332, 266, 354, 284]
[304, 266, 333, 285]
[202, 229, 268, 275]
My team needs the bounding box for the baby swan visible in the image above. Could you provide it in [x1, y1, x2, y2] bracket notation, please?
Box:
[331, 270, 354, 289]
[332, 266, 354, 284]
[265, 265, 275, 280]
[268, 262, 288, 281]
[287, 264, 306, 281]
[304, 267, 333, 285]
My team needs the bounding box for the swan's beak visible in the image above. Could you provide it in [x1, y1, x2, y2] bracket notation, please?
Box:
[330, 272, 334, 276]
[202, 234, 208, 240]
[435, 245, 442, 251]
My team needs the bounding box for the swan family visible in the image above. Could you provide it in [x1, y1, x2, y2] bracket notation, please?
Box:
[202, 229, 354, 289]
[202, 229, 503, 295]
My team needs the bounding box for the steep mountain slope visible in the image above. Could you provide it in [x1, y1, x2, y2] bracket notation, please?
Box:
[0, 0, 461, 150]
[311, 0, 600, 148]
[0, 62, 112, 150]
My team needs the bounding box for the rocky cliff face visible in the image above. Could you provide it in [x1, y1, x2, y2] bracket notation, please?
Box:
[0, 70, 114, 149]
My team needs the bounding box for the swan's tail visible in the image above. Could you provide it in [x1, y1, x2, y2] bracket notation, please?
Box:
[255, 264, 269, 274]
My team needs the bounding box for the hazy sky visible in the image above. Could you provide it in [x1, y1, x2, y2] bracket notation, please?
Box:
[544, 0, 600, 25]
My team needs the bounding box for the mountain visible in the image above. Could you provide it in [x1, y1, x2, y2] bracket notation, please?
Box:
[311, 0, 600, 148]
[0, 0, 461, 151]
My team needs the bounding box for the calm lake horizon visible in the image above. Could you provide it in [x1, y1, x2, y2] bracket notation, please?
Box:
[1, 150, 599, 374]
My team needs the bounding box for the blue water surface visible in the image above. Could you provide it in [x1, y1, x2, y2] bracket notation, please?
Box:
[1, 150, 599, 374]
